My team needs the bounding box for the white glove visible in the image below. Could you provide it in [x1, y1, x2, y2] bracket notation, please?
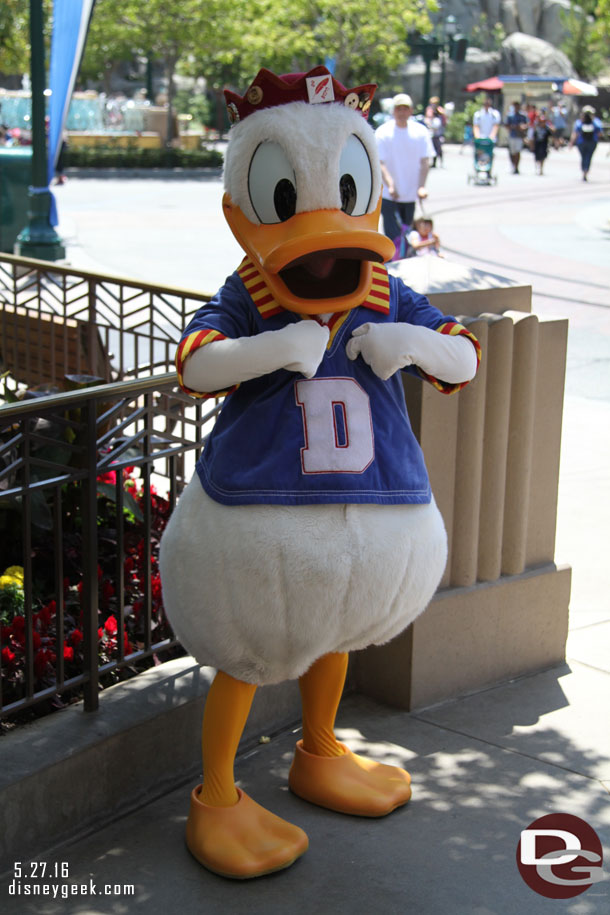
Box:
[182, 319, 329, 393]
[346, 322, 478, 383]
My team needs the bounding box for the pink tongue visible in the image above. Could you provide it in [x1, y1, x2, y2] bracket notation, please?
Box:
[305, 254, 336, 279]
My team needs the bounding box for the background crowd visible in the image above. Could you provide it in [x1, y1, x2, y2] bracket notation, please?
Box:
[375, 90, 605, 258]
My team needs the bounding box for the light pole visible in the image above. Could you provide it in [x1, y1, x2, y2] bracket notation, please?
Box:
[16, 0, 65, 261]
[439, 15, 458, 107]
[409, 34, 442, 113]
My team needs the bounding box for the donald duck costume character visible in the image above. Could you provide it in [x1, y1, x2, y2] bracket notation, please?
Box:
[159, 66, 481, 879]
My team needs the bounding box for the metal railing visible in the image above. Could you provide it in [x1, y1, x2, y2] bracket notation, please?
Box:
[0, 252, 211, 384]
[0, 372, 220, 717]
[0, 253, 219, 719]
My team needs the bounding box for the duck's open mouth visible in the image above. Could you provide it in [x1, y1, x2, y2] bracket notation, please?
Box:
[279, 248, 380, 300]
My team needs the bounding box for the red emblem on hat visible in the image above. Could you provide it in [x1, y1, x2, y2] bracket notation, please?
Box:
[224, 66, 376, 124]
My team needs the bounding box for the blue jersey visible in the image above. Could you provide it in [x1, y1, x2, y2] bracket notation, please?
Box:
[177, 259, 479, 506]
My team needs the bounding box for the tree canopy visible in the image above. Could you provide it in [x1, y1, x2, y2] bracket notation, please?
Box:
[0, 0, 53, 76]
[80, 0, 437, 93]
[561, 0, 609, 78]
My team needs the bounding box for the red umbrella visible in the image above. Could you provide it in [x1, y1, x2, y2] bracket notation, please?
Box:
[465, 77, 504, 92]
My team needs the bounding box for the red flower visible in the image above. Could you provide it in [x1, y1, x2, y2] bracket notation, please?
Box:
[32, 631, 41, 650]
[11, 615, 25, 633]
[63, 643, 75, 662]
[104, 615, 118, 635]
[34, 648, 56, 678]
[151, 574, 162, 601]
[102, 579, 115, 602]
[38, 601, 56, 627]
[124, 631, 132, 654]
[97, 627, 104, 641]
[71, 629, 84, 648]
[1, 625, 12, 644]
[97, 471, 117, 485]
[2, 646, 16, 665]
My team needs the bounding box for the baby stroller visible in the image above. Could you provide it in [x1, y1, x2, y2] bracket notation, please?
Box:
[468, 137, 498, 185]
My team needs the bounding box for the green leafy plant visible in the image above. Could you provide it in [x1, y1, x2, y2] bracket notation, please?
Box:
[64, 144, 223, 169]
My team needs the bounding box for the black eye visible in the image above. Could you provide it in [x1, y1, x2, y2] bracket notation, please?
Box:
[274, 178, 297, 222]
[338, 135, 373, 217]
[248, 141, 297, 224]
[340, 174, 357, 214]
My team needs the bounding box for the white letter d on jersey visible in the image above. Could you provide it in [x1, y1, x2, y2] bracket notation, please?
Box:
[295, 377, 375, 474]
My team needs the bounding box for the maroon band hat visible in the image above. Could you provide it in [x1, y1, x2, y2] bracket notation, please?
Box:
[224, 66, 376, 124]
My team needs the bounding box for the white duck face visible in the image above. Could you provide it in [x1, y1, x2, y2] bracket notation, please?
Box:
[222, 101, 393, 314]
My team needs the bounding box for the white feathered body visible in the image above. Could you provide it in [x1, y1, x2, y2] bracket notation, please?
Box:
[159, 479, 446, 685]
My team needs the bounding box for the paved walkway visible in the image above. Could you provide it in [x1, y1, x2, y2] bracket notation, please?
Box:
[1, 144, 608, 913]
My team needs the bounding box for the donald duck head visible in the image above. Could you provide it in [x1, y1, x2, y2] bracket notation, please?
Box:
[222, 66, 394, 315]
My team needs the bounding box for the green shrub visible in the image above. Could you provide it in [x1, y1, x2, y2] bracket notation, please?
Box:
[64, 144, 223, 169]
[444, 93, 487, 143]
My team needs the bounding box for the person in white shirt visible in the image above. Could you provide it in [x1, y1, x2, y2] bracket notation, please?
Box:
[473, 96, 501, 141]
[375, 93, 434, 243]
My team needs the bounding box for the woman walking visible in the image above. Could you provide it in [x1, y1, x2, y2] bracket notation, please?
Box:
[569, 106, 603, 181]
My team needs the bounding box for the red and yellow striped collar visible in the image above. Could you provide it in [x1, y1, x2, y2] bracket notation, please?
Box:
[236, 257, 390, 320]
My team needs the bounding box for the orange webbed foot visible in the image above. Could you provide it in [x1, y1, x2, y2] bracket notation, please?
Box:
[289, 740, 412, 817]
[185, 786, 309, 879]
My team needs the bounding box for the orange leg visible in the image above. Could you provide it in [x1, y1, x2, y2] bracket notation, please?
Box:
[290, 652, 412, 817]
[186, 670, 308, 878]
[199, 670, 256, 806]
[299, 652, 349, 758]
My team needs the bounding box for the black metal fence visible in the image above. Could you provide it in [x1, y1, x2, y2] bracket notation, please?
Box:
[0, 372, 221, 718]
[0, 254, 219, 719]
[0, 252, 211, 386]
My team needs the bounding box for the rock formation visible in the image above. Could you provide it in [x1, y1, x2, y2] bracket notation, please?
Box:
[500, 32, 576, 77]
[440, 0, 571, 46]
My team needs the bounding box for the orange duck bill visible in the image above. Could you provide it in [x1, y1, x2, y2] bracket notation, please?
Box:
[223, 194, 395, 315]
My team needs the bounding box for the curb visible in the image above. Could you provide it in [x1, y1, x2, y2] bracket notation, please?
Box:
[0, 657, 302, 868]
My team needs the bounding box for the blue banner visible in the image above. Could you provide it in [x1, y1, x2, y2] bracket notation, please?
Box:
[47, 0, 95, 223]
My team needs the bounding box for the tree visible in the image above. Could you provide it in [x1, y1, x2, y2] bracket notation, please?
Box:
[80, 0, 438, 135]
[80, 0, 212, 142]
[561, 0, 606, 79]
[222, 0, 437, 88]
[78, 0, 144, 94]
[0, 0, 53, 78]
[592, 0, 610, 40]
[469, 12, 506, 54]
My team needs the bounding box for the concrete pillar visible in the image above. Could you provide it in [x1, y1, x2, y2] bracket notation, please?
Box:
[356, 305, 571, 711]
[477, 314, 513, 582]
[501, 312, 539, 576]
[450, 318, 488, 587]
[525, 316, 569, 566]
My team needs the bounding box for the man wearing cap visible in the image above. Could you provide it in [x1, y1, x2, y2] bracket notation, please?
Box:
[375, 93, 434, 244]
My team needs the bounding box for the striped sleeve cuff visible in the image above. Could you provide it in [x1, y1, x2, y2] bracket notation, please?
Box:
[417, 322, 482, 395]
[175, 329, 237, 398]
